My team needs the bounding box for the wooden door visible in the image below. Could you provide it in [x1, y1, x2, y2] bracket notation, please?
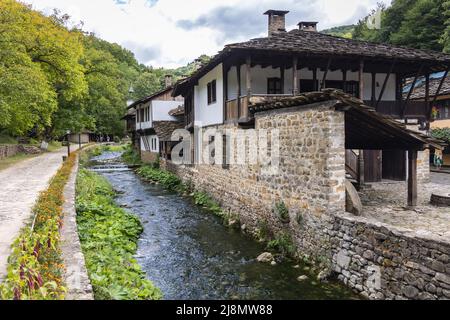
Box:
[364, 150, 382, 182]
[382, 150, 406, 181]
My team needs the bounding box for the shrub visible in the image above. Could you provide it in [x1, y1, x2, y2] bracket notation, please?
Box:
[76, 169, 162, 300]
[193, 191, 223, 216]
[137, 166, 181, 191]
[267, 232, 296, 257]
[121, 145, 142, 166]
[275, 201, 290, 223]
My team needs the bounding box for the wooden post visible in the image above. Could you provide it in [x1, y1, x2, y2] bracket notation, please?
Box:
[237, 64, 241, 118]
[321, 58, 332, 90]
[223, 64, 228, 121]
[358, 150, 365, 187]
[403, 64, 424, 118]
[313, 68, 318, 91]
[292, 56, 298, 95]
[280, 66, 285, 94]
[408, 150, 418, 207]
[371, 72, 376, 108]
[358, 60, 365, 187]
[342, 69, 347, 93]
[241, 55, 251, 120]
[425, 73, 430, 118]
[376, 60, 396, 109]
[359, 60, 364, 100]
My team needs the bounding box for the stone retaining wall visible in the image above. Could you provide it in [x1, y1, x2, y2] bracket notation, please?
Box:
[330, 213, 450, 300]
[162, 100, 448, 300]
[0, 145, 20, 160]
[60, 155, 94, 300]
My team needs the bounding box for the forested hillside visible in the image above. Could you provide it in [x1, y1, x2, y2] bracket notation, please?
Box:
[353, 0, 448, 52]
[321, 25, 355, 38]
[0, 0, 207, 139]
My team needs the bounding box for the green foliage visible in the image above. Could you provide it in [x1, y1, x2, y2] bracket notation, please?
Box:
[321, 25, 355, 38]
[76, 169, 162, 300]
[192, 191, 223, 216]
[431, 127, 450, 143]
[353, 0, 446, 52]
[267, 232, 297, 257]
[275, 201, 290, 223]
[137, 165, 182, 191]
[121, 145, 142, 166]
[255, 220, 272, 242]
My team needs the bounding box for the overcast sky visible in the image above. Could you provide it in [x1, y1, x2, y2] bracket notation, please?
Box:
[23, 0, 392, 68]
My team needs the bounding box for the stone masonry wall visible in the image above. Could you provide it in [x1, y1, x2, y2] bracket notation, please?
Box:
[330, 213, 450, 300]
[164, 100, 347, 264]
[0, 145, 20, 160]
[162, 100, 448, 300]
[417, 149, 430, 184]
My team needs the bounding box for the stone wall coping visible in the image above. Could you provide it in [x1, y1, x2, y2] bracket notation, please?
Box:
[60, 155, 94, 300]
[334, 212, 450, 248]
[253, 100, 339, 119]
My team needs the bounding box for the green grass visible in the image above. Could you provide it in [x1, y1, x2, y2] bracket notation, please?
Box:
[0, 153, 38, 171]
[0, 134, 17, 145]
[76, 169, 162, 300]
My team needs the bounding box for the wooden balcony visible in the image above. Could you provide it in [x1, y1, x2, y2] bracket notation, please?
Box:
[225, 95, 430, 123]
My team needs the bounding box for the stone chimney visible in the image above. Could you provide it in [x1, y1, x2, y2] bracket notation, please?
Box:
[164, 74, 173, 88]
[298, 21, 318, 32]
[264, 10, 289, 37]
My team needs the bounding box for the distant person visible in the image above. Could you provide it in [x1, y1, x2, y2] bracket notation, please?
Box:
[434, 154, 443, 170]
[107, 136, 110, 143]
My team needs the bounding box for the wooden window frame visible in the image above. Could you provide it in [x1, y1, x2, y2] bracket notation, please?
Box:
[267, 77, 282, 95]
[207, 80, 217, 105]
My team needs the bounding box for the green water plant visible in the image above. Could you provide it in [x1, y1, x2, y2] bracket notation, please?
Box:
[275, 201, 290, 223]
[267, 232, 296, 257]
[137, 166, 182, 191]
[76, 169, 162, 300]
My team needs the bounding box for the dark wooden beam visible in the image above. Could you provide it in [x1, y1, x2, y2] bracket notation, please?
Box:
[223, 63, 228, 122]
[313, 68, 318, 91]
[431, 69, 449, 109]
[425, 73, 430, 118]
[402, 64, 424, 117]
[280, 66, 285, 94]
[376, 60, 396, 110]
[343, 69, 347, 90]
[359, 59, 364, 100]
[293, 56, 298, 95]
[246, 55, 252, 97]
[371, 72, 376, 108]
[408, 150, 418, 207]
[321, 58, 332, 89]
[237, 64, 241, 118]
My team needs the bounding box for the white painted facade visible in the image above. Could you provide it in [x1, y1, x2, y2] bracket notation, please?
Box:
[193, 63, 224, 127]
[226, 66, 397, 101]
[136, 100, 180, 130]
[141, 135, 159, 153]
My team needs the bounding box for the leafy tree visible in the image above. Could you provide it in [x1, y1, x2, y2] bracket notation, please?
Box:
[353, 0, 446, 52]
[132, 71, 163, 100]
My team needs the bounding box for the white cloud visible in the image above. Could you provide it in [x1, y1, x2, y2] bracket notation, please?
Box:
[22, 0, 391, 68]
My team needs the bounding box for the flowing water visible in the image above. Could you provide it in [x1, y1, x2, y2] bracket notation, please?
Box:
[88, 151, 359, 300]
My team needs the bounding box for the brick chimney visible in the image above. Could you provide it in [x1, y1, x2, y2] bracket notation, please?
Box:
[264, 10, 289, 37]
[298, 21, 318, 32]
[164, 74, 173, 88]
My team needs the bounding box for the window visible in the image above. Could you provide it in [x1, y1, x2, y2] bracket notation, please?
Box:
[207, 80, 217, 105]
[140, 108, 145, 123]
[267, 78, 282, 94]
[150, 137, 158, 152]
[222, 134, 229, 169]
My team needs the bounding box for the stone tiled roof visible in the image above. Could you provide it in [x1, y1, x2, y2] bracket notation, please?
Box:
[226, 30, 450, 62]
[168, 105, 185, 116]
[152, 121, 184, 141]
[249, 89, 446, 150]
[409, 77, 450, 100]
[173, 30, 450, 96]
[121, 107, 136, 120]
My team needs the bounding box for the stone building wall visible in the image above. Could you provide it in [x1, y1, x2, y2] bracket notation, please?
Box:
[161, 100, 447, 300]
[141, 150, 159, 164]
[330, 213, 450, 300]
[0, 145, 20, 160]
[417, 149, 430, 183]
[163, 101, 347, 262]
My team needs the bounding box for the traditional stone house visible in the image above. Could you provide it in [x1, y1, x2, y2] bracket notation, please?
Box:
[164, 10, 449, 299]
[127, 75, 184, 163]
[173, 10, 449, 185]
[121, 107, 139, 151]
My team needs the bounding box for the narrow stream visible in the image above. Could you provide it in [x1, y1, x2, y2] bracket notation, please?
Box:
[89, 151, 358, 300]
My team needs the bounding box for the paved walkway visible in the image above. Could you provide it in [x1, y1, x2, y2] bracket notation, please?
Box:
[0, 145, 78, 281]
[361, 173, 450, 241]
